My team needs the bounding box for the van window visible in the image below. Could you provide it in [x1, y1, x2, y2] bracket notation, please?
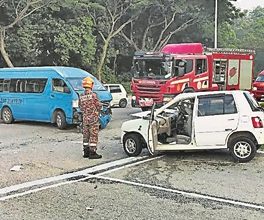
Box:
[0, 78, 47, 93]
[11, 79, 47, 93]
[110, 85, 121, 93]
[198, 94, 237, 116]
[52, 79, 69, 93]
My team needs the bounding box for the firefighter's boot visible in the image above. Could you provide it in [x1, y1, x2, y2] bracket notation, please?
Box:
[89, 151, 102, 159]
[83, 146, 90, 158]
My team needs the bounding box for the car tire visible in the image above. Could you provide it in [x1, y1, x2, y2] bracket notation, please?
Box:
[55, 111, 67, 129]
[1, 107, 14, 124]
[123, 133, 143, 156]
[228, 136, 256, 163]
[119, 99, 127, 108]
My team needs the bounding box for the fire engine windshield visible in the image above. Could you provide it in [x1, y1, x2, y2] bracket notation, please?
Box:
[133, 59, 173, 79]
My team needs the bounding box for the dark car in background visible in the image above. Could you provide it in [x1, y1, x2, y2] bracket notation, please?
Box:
[252, 70, 264, 101]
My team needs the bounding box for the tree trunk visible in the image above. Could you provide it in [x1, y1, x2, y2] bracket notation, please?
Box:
[97, 38, 110, 81]
[0, 29, 14, 67]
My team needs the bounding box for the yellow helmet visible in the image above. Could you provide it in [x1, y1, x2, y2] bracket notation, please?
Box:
[82, 77, 94, 89]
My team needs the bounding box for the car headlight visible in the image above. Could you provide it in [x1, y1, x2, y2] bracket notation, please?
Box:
[252, 87, 257, 91]
[72, 99, 79, 108]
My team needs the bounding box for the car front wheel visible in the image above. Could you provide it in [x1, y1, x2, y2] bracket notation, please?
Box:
[1, 107, 14, 124]
[119, 99, 127, 108]
[55, 111, 67, 129]
[123, 133, 143, 157]
[229, 136, 256, 163]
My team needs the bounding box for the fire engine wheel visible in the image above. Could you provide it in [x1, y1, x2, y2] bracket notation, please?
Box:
[55, 110, 67, 130]
[123, 133, 143, 156]
[119, 99, 127, 108]
[1, 107, 14, 124]
[228, 136, 256, 163]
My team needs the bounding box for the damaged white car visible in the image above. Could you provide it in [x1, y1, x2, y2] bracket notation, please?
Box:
[121, 91, 264, 162]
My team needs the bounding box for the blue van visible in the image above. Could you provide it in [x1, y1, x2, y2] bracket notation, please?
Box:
[0, 67, 112, 129]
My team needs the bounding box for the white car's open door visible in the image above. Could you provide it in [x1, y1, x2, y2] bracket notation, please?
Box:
[147, 104, 158, 155]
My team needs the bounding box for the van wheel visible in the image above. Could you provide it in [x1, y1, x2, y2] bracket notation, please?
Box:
[228, 136, 256, 163]
[1, 107, 14, 124]
[55, 111, 67, 129]
[123, 133, 143, 156]
[119, 99, 127, 108]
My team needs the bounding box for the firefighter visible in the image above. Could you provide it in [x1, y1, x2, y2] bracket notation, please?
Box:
[79, 77, 102, 159]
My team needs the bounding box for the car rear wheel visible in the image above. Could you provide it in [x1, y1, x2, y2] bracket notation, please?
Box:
[229, 136, 256, 163]
[1, 107, 14, 124]
[123, 133, 143, 156]
[119, 99, 127, 108]
[55, 111, 67, 129]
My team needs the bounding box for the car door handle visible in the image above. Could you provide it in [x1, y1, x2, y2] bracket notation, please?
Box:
[228, 118, 235, 121]
[50, 94, 55, 98]
[225, 128, 232, 131]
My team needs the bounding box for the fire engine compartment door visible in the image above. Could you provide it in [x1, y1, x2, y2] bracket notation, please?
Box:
[227, 59, 239, 86]
[239, 60, 253, 90]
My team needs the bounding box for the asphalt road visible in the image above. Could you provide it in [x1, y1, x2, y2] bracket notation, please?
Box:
[0, 105, 264, 220]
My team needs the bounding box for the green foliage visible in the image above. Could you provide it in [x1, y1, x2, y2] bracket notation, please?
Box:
[2, 0, 263, 82]
[54, 17, 96, 66]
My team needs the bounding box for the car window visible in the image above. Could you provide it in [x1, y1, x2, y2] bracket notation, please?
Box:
[52, 79, 69, 93]
[255, 75, 264, 82]
[243, 92, 262, 112]
[198, 94, 237, 116]
[110, 85, 121, 93]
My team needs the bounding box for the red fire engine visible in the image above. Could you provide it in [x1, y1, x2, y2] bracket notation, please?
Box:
[131, 43, 255, 110]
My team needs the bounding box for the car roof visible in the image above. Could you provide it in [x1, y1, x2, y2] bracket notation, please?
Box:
[155, 90, 249, 116]
[177, 90, 247, 99]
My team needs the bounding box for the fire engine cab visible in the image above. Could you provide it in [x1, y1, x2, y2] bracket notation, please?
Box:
[131, 43, 255, 110]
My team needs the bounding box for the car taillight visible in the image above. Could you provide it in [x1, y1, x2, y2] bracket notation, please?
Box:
[251, 116, 263, 128]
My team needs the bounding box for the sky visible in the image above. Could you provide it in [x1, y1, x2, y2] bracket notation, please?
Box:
[232, 0, 264, 10]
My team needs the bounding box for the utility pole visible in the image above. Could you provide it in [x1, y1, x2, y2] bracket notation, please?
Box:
[214, 0, 218, 48]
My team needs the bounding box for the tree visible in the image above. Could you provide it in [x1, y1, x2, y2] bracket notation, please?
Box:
[0, 0, 51, 67]
[4, 0, 97, 70]
[120, 0, 244, 51]
[83, 0, 139, 81]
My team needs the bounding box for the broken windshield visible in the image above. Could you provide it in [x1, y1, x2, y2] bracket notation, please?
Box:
[133, 58, 173, 79]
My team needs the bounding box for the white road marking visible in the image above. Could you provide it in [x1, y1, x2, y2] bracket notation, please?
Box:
[258, 150, 264, 154]
[0, 156, 150, 196]
[0, 156, 164, 201]
[1, 151, 264, 211]
[94, 175, 264, 211]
